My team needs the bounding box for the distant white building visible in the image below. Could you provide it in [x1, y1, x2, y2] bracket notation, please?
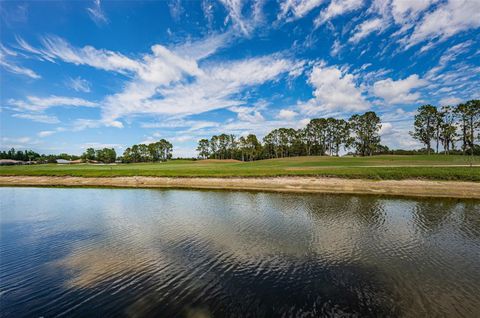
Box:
[56, 159, 71, 164]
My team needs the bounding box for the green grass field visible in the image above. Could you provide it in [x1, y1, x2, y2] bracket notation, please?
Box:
[1, 155, 479, 181]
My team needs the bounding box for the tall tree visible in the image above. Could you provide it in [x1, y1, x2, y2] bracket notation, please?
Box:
[455, 100, 480, 156]
[349, 111, 382, 156]
[82, 148, 96, 161]
[410, 105, 437, 155]
[244, 134, 262, 161]
[439, 106, 457, 155]
[196, 139, 210, 159]
[434, 109, 443, 154]
[331, 119, 350, 156]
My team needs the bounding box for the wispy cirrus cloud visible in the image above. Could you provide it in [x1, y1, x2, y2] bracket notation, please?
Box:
[0, 57, 40, 79]
[168, 0, 184, 21]
[12, 113, 60, 124]
[349, 17, 384, 43]
[16, 35, 141, 74]
[87, 0, 108, 26]
[101, 53, 302, 124]
[404, 0, 480, 50]
[66, 76, 91, 93]
[0, 44, 40, 79]
[9, 95, 97, 112]
[277, 0, 325, 22]
[314, 0, 364, 27]
[0, 136, 43, 149]
[141, 119, 220, 131]
[219, 0, 265, 36]
[37, 130, 56, 137]
[390, 0, 437, 30]
[425, 40, 473, 78]
[18, 34, 301, 127]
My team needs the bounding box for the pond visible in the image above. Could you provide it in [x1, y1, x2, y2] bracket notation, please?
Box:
[1, 187, 479, 317]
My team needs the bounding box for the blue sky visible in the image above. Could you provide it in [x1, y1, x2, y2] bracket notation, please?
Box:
[1, 0, 479, 157]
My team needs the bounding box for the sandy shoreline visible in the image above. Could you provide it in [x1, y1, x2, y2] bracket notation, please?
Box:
[1, 176, 479, 199]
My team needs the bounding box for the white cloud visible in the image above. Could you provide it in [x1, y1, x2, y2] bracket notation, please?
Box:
[219, 0, 264, 36]
[220, 117, 309, 136]
[140, 119, 220, 131]
[202, 0, 215, 27]
[1, 136, 31, 144]
[87, 0, 108, 25]
[14, 34, 300, 127]
[439, 96, 462, 106]
[425, 40, 473, 79]
[38, 131, 56, 137]
[168, 0, 184, 21]
[173, 32, 233, 61]
[405, 0, 480, 49]
[373, 74, 427, 105]
[0, 136, 42, 149]
[101, 53, 300, 123]
[379, 122, 393, 136]
[9, 95, 97, 112]
[277, 109, 298, 120]
[377, 118, 420, 149]
[81, 142, 123, 150]
[66, 76, 91, 93]
[315, 0, 364, 27]
[173, 146, 197, 158]
[300, 62, 369, 114]
[12, 113, 60, 124]
[171, 135, 194, 143]
[391, 0, 436, 25]
[229, 106, 265, 123]
[349, 18, 384, 43]
[0, 58, 40, 79]
[0, 44, 40, 79]
[278, 0, 325, 21]
[220, 0, 250, 34]
[18, 35, 141, 74]
[330, 39, 342, 56]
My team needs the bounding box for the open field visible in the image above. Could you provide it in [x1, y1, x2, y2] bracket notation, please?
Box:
[1, 155, 479, 181]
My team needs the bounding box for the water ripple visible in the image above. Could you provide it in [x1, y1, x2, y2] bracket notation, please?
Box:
[0, 188, 479, 317]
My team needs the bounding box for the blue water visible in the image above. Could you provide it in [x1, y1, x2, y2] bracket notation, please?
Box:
[1, 187, 479, 317]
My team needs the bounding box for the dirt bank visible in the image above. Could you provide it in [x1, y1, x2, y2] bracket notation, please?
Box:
[1, 176, 479, 199]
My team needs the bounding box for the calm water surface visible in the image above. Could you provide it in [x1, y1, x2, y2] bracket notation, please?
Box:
[1, 187, 479, 317]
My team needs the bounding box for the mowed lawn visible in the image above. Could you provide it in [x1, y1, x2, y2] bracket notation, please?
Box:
[1, 155, 479, 181]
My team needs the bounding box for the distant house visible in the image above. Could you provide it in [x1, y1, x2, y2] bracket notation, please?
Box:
[0, 159, 24, 165]
[56, 159, 71, 164]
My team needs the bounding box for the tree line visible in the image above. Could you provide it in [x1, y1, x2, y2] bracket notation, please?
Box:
[121, 139, 173, 163]
[81, 147, 117, 163]
[411, 100, 479, 155]
[197, 111, 383, 161]
[0, 148, 81, 163]
[1, 139, 174, 164]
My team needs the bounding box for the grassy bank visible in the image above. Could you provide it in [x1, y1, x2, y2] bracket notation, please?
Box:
[0, 155, 479, 181]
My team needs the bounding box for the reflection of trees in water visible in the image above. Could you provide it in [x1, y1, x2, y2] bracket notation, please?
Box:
[412, 199, 459, 233]
[301, 194, 386, 227]
[457, 201, 480, 239]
